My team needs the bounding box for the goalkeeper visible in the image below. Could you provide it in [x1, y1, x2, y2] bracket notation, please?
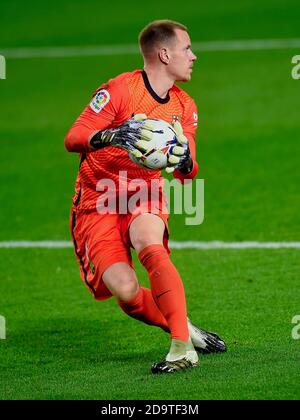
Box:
[65, 20, 226, 374]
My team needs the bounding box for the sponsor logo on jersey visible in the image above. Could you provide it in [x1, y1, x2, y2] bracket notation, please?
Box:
[90, 89, 110, 113]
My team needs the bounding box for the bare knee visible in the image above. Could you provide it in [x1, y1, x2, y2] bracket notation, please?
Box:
[102, 262, 139, 302]
[132, 233, 162, 254]
[129, 214, 165, 253]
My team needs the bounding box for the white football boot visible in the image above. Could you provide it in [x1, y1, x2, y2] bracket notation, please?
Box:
[188, 318, 227, 354]
[151, 338, 199, 374]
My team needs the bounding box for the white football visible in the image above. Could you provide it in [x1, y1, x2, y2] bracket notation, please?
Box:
[129, 118, 177, 170]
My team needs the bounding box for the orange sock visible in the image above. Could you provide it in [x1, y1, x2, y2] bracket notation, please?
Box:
[118, 287, 169, 332]
[138, 244, 189, 341]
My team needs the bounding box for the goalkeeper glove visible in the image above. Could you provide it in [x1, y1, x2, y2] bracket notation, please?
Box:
[89, 114, 153, 158]
[165, 121, 193, 174]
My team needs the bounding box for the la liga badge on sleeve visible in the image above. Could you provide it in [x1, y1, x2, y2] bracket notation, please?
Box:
[90, 89, 110, 113]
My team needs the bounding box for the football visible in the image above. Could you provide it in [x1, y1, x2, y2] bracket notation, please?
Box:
[129, 118, 177, 170]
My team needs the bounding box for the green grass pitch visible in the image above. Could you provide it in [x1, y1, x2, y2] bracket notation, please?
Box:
[0, 0, 300, 400]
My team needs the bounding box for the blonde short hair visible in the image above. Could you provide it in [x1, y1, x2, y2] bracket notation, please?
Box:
[138, 20, 188, 59]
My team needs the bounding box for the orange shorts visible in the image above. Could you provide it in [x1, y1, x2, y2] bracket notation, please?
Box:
[70, 198, 170, 300]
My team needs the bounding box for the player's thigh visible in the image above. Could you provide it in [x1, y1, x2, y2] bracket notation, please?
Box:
[102, 262, 139, 301]
[72, 210, 134, 301]
[129, 213, 165, 253]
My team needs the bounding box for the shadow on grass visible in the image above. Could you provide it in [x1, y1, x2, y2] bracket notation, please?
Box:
[1, 317, 170, 367]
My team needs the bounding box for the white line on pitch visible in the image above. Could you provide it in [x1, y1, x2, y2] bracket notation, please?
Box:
[0, 241, 72, 248]
[2, 38, 300, 59]
[169, 241, 300, 249]
[0, 241, 299, 249]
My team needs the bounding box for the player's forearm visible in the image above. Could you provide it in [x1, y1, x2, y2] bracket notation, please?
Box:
[64, 125, 97, 153]
[65, 114, 154, 155]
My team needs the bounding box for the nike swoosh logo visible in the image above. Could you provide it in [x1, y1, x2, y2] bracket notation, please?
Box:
[156, 290, 171, 299]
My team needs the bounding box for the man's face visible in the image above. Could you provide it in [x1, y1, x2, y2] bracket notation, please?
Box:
[167, 29, 197, 82]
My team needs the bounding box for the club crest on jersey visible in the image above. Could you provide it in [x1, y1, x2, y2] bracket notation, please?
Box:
[171, 115, 181, 124]
[89, 260, 96, 274]
[90, 89, 110, 113]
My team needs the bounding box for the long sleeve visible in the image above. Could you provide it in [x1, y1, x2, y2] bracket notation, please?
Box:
[173, 98, 199, 182]
[64, 78, 129, 153]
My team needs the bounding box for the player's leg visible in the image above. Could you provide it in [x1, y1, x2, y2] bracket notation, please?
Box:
[101, 234, 226, 356]
[102, 262, 169, 332]
[72, 209, 170, 329]
[129, 213, 198, 372]
[102, 262, 139, 302]
[99, 245, 226, 359]
[129, 213, 189, 342]
[71, 209, 225, 369]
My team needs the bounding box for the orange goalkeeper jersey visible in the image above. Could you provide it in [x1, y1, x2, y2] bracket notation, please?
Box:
[65, 70, 199, 211]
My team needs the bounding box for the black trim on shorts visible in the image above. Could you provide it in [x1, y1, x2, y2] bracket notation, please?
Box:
[71, 210, 97, 296]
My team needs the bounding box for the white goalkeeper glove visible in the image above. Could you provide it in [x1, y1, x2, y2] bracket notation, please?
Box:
[89, 114, 153, 158]
[165, 121, 193, 174]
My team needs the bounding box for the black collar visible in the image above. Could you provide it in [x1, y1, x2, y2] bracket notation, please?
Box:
[142, 70, 170, 104]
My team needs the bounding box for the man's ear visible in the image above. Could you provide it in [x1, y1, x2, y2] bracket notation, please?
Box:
[158, 48, 169, 65]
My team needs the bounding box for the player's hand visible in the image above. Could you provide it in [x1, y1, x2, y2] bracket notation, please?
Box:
[89, 114, 153, 157]
[165, 121, 193, 174]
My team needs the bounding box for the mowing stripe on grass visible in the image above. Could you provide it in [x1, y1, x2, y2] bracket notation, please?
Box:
[0, 241, 300, 249]
[2, 38, 300, 59]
